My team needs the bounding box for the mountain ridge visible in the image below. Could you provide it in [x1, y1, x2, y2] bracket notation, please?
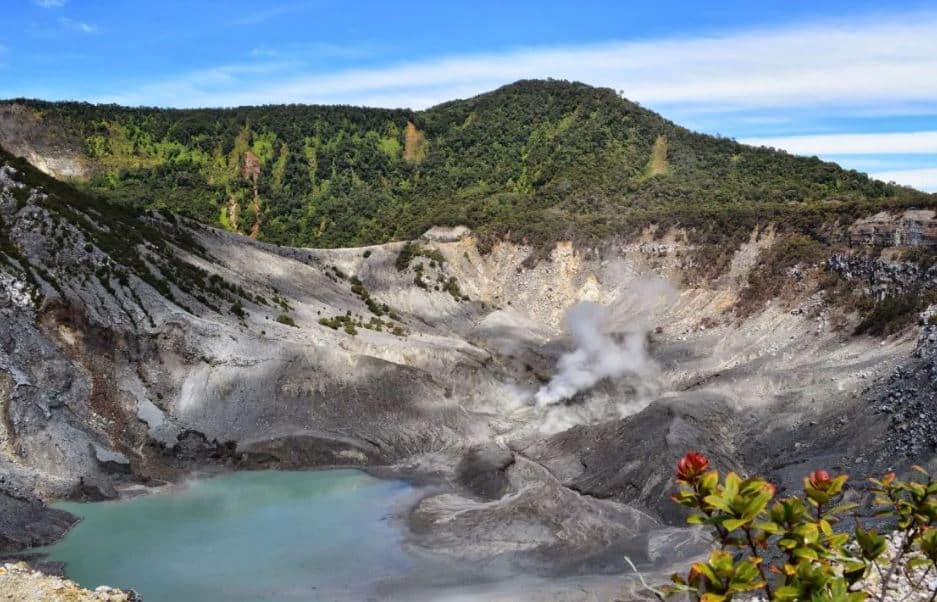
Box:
[2, 79, 930, 252]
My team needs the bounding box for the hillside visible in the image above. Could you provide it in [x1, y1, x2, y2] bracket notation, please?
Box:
[2, 80, 930, 252]
[4, 127, 937, 598]
[5, 81, 937, 600]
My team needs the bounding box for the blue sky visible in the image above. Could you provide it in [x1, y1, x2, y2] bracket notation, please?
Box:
[5, 1, 937, 191]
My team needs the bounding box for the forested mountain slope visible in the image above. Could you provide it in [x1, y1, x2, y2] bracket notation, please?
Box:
[2, 80, 930, 250]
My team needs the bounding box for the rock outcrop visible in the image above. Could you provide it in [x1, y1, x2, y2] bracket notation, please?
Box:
[848, 210, 937, 248]
[0, 562, 136, 601]
[0, 492, 76, 554]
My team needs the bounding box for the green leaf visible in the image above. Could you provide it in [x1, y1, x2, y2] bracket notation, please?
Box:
[700, 470, 719, 492]
[794, 522, 820, 544]
[742, 491, 771, 518]
[793, 547, 819, 561]
[907, 558, 932, 569]
[724, 472, 741, 498]
[826, 502, 859, 516]
[753, 520, 780, 533]
[704, 494, 733, 514]
[773, 585, 800, 601]
[694, 562, 720, 584]
[708, 550, 733, 573]
[722, 518, 748, 531]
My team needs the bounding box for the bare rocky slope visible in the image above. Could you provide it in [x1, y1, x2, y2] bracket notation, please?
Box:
[2, 148, 937, 598]
[0, 562, 134, 602]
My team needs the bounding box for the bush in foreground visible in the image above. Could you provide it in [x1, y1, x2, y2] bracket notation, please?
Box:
[650, 452, 937, 601]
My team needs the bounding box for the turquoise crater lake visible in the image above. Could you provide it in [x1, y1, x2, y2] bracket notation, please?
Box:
[37, 470, 417, 601]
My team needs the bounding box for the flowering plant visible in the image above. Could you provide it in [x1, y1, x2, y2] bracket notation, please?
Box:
[656, 452, 937, 601]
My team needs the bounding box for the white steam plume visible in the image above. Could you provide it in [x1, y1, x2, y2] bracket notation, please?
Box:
[534, 278, 674, 407]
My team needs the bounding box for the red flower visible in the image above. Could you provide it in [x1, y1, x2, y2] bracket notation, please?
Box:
[688, 565, 707, 586]
[677, 452, 710, 482]
[808, 470, 832, 491]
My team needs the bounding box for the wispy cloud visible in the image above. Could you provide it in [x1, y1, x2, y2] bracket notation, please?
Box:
[250, 42, 387, 61]
[98, 62, 299, 107]
[59, 16, 99, 34]
[872, 167, 937, 192]
[226, 4, 309, 28]
[250, 46, 278, 58]
[739, 131, 937, 191]
[741, 132, 937, 155]
[33, 0, 66, 7]
[96, 11, 937, 110]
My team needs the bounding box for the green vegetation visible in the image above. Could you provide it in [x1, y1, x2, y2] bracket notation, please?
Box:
[395, 243, 466, 300]
[658, 452, 937, 601]
[395, 242, 446, 271]
[275, 314, 297, 327]
[348, 275, 397, 317]
[441, 275, 468, 301]
[318, 312, 405, 336]
[736, 235, 827, 317]
[0, 147, 258, 320]
[7, 80, 929, 254]
[854, 290, 937, 337]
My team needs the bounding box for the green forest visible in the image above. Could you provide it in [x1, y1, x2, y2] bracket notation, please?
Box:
[5, 80, 932, 250]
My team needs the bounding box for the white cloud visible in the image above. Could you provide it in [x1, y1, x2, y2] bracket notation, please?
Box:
[737, 131, 937, 193]
[96, 11, 937, 109]
[59, 16, 98, 34]
[226, 4, 307, 27]
[34, 0, 66, 7]
[740, 131, 937, 155]
[872, 167, 937, 192]
[250, 46, 278, 58]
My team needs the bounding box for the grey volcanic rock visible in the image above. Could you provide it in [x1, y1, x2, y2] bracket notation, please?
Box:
[455, 443, 515, 499]
[409, 457, 674, 573]
[519, 394, 739, 525]
[847, 210, 937, 248]
[866, 321, 937, 459]
[828, 254, 937, 299]
[0, 105, 88, 179]
[0, 492, 76, 553]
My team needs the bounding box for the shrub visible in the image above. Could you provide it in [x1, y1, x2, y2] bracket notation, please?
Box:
[275, 314, 297, 327]
[736, 235, 826, 317]
[396, 242, 445, 271]
[652, 452, 937, 601]
[443, 276, 463, 300]
[317, 312, 405, 337]
[396, 242, 417, 271]
[855, 290, 937, 337]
